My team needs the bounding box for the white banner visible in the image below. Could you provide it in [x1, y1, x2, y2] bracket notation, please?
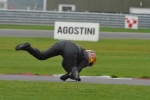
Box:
[125, 16, 138, 29]
[54, 22, 99, 41]
[130, 7, 150, 14]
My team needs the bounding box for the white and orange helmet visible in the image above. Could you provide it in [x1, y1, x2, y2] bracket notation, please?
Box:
[86, 50, 97, 67]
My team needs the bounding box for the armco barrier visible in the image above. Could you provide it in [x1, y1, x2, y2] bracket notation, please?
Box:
[0, 10, 150, 29]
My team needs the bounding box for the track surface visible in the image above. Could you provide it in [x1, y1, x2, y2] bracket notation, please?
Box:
[0, 29, 150, 86]
[0, 74, 150, 86]
[0, 29, 150, 39]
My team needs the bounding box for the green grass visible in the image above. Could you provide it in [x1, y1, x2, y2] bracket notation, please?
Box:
[0, 24, 150, 33]
[0, 80, 150, 100]
[0, 25, 150, 100]
[0, 37, 150, 78]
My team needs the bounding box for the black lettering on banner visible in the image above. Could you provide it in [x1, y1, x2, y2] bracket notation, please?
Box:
[84, 28, 87, 34]
[92, 28, 95, 35]
[87, 28, 94, 35]
[69, 27, 73, 34]
[80, 27, 84, 34]
[63, 27, 68, 34]
[57, 26, 96, 35]
[57, 27, 62, 33]
[74, 27, 79, 34]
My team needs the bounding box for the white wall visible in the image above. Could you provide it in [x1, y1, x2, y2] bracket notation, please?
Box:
[0, 0, 7, 9]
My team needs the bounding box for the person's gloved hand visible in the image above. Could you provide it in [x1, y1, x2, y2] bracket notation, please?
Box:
[60, 67, 82, 81]
[60, 73, 81, 81]
[60, 73, 70, 81]
[70, 76, 81, 81]
[69, 67, 81, 81]
[77, 78, 81, 81]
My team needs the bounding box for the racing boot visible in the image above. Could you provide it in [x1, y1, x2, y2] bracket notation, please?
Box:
[15, 43, 30, 51]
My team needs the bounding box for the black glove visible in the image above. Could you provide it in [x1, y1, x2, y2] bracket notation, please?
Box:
[60, 73, 70, 81]
[69, 67, 81, 81]
[77, 78, 81, 81]
[60, 67, 82, 81]
[69, 77, 81, 81]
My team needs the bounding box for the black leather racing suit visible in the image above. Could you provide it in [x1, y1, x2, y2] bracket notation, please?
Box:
[26, 40, 89, 73]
